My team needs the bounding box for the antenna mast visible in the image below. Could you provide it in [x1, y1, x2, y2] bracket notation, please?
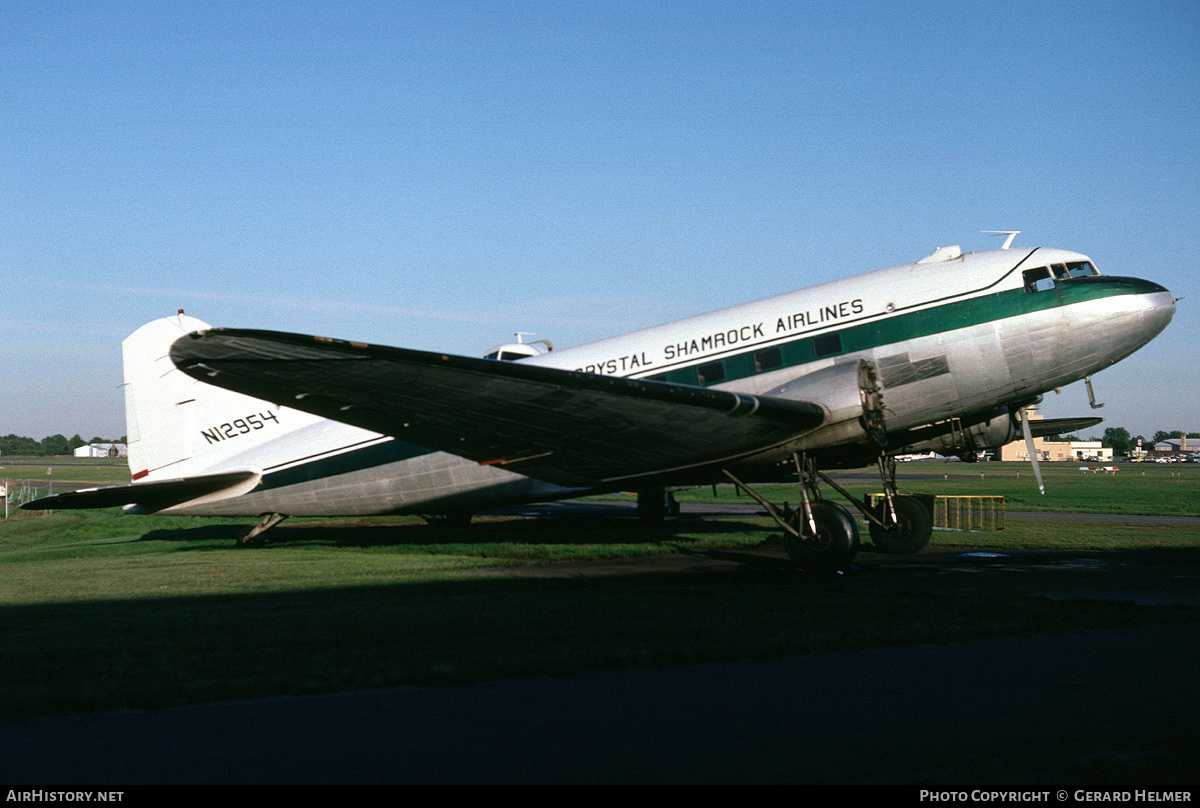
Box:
[983, 230, 1021, 249]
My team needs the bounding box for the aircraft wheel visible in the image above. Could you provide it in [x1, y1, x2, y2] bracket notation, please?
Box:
[784, 501, 859, 571]
[868, 497, 933, 554]
[637, 488, 670, 524]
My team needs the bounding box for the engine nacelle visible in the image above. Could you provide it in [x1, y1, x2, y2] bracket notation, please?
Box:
[766, 359, 886, 448]
[902, 408, 1019, 457]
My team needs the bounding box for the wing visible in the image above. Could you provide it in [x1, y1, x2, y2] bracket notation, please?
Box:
[169, 328, 826, 487]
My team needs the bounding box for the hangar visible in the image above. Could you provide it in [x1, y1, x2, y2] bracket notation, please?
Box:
[74, 443, 127, 458]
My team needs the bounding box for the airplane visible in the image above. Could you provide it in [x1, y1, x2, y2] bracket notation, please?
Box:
[26, 235, 1176, 569]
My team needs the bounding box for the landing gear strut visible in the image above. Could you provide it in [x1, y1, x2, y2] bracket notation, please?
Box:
[723, 449, 934, 569]
[723, 453, 859, 572]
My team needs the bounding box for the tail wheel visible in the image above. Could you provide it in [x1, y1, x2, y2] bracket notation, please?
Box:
[868, 497, 933, 554]
[784, 500, 860, 571]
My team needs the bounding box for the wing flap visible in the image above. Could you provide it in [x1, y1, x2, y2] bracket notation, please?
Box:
[170, 328, 826, 486]
[21, 470, 261, 513]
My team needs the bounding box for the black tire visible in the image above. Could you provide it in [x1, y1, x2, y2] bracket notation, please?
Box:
[637, 488, 669, 524]
[784, 500, 860, 570]
[868, 496, 933, 554]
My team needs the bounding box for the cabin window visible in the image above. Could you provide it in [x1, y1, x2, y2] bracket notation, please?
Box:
[1022, 266, 1056, 293]
[813, 332, 842, 359]
[697, 361, 725, 385]
[754, 346, 783, 372]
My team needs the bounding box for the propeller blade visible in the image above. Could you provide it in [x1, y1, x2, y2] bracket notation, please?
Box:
[1019, 408, 1045, 495]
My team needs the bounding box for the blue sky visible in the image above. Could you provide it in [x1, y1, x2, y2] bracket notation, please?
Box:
[2, 1, 1197, 442]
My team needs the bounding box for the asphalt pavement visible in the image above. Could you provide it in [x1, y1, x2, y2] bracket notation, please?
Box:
[5, 622, 1198, 784]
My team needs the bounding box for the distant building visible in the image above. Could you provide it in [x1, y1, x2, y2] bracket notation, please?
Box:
[998, 410, 1112, 461]
[1151, 437, 1196, 457]
[74, 443, 127, 458]
[1062, 440, 1112, 462]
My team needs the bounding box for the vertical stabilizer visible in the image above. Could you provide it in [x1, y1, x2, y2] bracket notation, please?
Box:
[123, 315, 209, 479]
[122, 315, 311, 481]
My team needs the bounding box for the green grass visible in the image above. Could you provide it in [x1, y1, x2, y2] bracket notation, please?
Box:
[668, 459, 1200, 516]
[1, 455, 131, 486]
[2, 459, 1200, 721]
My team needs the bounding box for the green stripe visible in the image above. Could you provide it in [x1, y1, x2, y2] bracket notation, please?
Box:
[647, 276, 1150, 388]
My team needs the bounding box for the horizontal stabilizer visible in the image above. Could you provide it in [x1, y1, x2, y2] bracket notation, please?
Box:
[21, 470, 261, 514]
[1026, 416, 1104, 438]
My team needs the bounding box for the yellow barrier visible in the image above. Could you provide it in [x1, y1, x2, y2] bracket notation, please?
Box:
[933, 495, 1005, 531]
[866, 494, 1006, 532]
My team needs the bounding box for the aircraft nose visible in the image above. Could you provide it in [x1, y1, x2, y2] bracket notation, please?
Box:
[1142, 281, 1176, 336]
[1105, 276, 1176, 339]
[1073, 276, 1176, 371]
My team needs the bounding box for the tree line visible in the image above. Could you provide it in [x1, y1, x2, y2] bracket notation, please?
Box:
[3, 428, 1196, 460]
[0, 434, 127, 457]
[1056, 428, 1200, 457]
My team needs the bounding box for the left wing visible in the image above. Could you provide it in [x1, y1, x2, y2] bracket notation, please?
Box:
[170, 328, 826, 487]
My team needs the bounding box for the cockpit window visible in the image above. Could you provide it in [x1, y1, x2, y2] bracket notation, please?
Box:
[1022, 266, 1056, 293]
[1065, 261, 1098, 278]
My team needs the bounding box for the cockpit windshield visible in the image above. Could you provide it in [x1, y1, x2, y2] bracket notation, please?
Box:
[1022, 261, 1098, 292]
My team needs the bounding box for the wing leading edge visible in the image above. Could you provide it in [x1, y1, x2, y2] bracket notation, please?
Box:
[169, 328, 827, 487]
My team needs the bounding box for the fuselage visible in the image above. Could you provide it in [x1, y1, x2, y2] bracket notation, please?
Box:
[140, 245, 1175, 517]
[534, 246, 1172, 427]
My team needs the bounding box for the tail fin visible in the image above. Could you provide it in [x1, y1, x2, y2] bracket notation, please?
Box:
[122, 314, 307, 481]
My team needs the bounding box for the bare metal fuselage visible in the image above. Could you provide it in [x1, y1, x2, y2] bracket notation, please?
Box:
[135, 245, 1174, 517]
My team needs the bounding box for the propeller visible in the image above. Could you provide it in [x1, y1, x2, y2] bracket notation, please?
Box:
[1018, 407, 1045, 495]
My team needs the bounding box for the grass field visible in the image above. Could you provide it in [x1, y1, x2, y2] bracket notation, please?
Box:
[672, 458, 1200, 516]
[2, 457, 1199, 721]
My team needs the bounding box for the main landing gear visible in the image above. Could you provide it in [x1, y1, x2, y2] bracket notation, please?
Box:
[722, 451, 933, 571]
[865, 455, 933, 555]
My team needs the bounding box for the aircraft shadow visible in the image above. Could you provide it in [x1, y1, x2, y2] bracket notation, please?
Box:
[136, 511, 774, 549]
